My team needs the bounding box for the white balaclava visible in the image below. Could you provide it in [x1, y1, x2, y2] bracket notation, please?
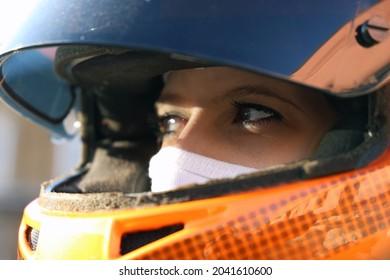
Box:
[148, 146, 258, 192]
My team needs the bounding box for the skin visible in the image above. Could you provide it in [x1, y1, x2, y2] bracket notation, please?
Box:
[155, 67, 340, 169]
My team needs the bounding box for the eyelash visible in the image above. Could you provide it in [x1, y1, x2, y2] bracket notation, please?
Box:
[157, 102, 282, 137]
[232, 101, 282, 129]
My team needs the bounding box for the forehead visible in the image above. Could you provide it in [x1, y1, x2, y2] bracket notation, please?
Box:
[159, 67, 270, 106]
[160, 67, 278, 102]
[158, 66, 331, 117]
[163, 67, 264, 86]
[160, 66, 308, 100]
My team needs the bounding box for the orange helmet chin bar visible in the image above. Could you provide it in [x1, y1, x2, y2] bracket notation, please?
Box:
[18, 140, 390, 260]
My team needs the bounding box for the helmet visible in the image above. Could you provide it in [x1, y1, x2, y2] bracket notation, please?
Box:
[1, 0, 390, 260]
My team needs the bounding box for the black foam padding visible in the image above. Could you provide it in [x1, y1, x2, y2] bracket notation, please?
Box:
[312, 113, 367, 159]
[77, 140, 157, 193]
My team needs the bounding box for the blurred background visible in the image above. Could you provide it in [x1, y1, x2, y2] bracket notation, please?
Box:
[0, 102, 81, 259]
[0, 0, 81, 259]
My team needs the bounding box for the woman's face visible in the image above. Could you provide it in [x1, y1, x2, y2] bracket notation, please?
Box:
[156, 67, 340, 169]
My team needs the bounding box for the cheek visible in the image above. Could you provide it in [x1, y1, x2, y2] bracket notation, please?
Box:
[224, 125, 324, 169]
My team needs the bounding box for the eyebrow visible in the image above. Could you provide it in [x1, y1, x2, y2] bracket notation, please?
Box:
[221, 84, 305, 114]
[157, 84, 308, 116]
[157, 91, 186, 104]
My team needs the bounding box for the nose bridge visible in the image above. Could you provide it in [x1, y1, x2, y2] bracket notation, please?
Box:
[174, 109, 212, 153]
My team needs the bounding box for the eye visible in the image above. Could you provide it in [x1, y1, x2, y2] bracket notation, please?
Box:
[233, 102, 281, 128]
[159, 114, 187, 136]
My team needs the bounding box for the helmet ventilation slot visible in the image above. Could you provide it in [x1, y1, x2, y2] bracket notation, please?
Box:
[26, 226, 40, 251]
[120, 224, 184, 255]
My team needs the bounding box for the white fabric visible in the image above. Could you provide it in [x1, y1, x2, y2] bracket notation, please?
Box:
[148, 147, 258, 192]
